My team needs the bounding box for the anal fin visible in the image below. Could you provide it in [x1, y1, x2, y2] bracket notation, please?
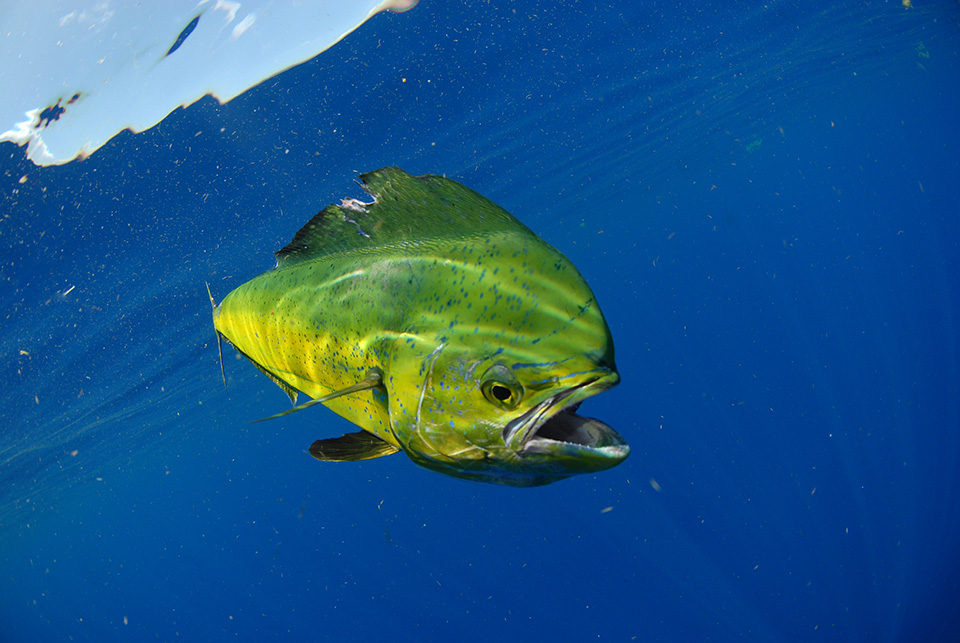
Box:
[247, 357, 300, 405]
[309, 431, 400, 462]
[222, 339, 300, 405]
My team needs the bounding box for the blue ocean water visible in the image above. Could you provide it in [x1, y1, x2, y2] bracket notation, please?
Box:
[2, 0, 958, 640]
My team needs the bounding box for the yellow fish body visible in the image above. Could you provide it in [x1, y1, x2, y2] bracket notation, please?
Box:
[211, 167, 627, 486]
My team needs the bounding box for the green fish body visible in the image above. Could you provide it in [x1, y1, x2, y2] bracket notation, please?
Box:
[212, 167, 627, 486]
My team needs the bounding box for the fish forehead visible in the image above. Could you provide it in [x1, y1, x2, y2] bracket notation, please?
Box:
[403, 229, 612, 354]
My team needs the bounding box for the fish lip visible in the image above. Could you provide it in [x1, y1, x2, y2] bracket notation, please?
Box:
[502, 372, 627, 459]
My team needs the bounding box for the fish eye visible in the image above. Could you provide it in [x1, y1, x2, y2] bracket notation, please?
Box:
[480, 364, 523, 409]
[491, 384, 513, 402]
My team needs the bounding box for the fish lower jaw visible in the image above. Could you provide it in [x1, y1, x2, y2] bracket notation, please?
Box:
[502, 374, 626, 461]
[519, 409, 630, 463]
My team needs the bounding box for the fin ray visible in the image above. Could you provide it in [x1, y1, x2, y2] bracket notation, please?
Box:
[309, 431, 400, 461]
[205, 282, 227, 392]
[250, 368, 383, 423]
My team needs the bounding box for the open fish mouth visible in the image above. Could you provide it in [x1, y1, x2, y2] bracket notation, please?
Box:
[502, 376, 629, 466]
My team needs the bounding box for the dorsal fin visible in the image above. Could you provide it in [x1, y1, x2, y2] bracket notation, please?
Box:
[275, 167, 534, 268]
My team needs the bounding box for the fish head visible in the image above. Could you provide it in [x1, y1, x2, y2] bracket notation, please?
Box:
[385, 290, 628, 487]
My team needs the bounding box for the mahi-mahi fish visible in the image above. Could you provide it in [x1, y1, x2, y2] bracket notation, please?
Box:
[209, 167, 628, 486]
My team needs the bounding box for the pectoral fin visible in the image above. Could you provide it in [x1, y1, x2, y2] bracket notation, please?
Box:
[250, 367, 383, 423]
[309, 431, 400, 462]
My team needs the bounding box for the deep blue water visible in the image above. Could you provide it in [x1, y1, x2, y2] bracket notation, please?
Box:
[2, 1, 959, 640]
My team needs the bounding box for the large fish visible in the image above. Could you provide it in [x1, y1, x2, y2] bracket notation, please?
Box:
[209, 167, 627, 486]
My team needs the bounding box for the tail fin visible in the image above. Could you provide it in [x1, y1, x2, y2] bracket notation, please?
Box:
[205, 282, 227, 392]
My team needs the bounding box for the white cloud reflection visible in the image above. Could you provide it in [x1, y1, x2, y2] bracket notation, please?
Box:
[0, 0, 417, 165]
